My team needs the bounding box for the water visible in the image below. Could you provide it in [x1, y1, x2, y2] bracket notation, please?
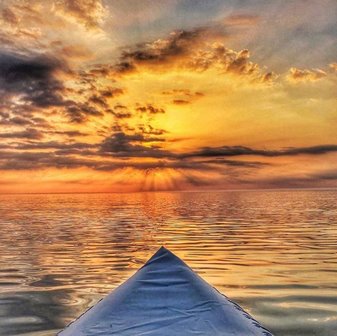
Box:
[0, 190, 336, 336]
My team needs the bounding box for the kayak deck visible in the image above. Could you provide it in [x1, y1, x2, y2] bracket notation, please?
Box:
[59, 247, 273, 335]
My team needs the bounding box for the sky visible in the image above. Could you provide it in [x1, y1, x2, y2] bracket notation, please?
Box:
[0, 0, 336, 193]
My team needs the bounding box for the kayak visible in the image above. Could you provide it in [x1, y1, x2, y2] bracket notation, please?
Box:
[58, 246, 273, 335]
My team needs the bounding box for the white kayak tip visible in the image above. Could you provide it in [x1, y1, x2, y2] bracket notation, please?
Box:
[59, 246, 273, 335]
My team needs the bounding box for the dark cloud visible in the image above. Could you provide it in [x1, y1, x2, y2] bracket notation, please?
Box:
[179, 174, 214, 187]
[181, 145, 264, 158]
[110, 26, 273, 83]
[10, 116, 33, 126]
[88, 94, 109, 108]
[87, 88, 125, 108]
[52, 130, 88, 137]
[135, 104, 165, 114]
[100, 132, 168, 158]
[0, 147, 261, 173]
[282, 145, 337, 156]
[31, 117, 51, 128]
[62, 86, 125, 123]
[110, 105, 132, 119]
[14, 141, 96, 151]
[261, 72, 276, 83]
[162, 89, 204, 97]
[112, 61, 136, 75]
[0, 128, 43, 140]
[201, 158, 267, 168]
[0, 52, 67, 108]
[0, 52, 114, 124]
[122, 29, 205, 62]
[0, 151, 99, 171]
[182, 144, 337, 158]
[226, 49, 257, 75]
[100, 87, 124, 98]
[113, 27, 227, 75]
[312, 170, 337, 181]
[0, 116, 32, 126]
[243, 171, 337, 189]
[138, 125, 167, 136]
[172, 99, 190, 105]
[1, 127, 337, 188]
[162, 89, 205, 105]
[64, 102, 103, 123]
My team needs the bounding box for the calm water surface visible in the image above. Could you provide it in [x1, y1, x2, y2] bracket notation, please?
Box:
[0, 190, 336, 336]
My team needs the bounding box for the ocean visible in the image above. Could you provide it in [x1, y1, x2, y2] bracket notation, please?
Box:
[0, 190, 336, 335]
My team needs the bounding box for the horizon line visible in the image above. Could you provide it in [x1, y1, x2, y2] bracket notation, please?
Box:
[1, 187, 337, 195]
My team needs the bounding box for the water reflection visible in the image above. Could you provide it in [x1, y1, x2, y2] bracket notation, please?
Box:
[0, 190, 336, 335]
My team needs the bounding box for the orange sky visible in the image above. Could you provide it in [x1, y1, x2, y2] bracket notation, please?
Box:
[0, 0, 336, 193]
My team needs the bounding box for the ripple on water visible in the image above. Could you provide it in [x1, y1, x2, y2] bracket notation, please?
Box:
[0, 190, 336, 335]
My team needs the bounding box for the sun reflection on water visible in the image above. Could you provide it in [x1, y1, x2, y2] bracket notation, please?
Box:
[0, 190, 336, 335]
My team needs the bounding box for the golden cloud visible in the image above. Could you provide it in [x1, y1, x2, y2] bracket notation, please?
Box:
[287, 67, 327, 83]
[329, 63, 337, 72]
[54, 0, 107, 30]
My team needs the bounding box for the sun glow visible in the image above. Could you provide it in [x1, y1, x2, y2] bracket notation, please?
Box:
[0, 0, 336, 193]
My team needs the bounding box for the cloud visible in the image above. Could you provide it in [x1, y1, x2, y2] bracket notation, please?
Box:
[0, 128, 43, 140]
[0, 151, 99, 170]
[0, 2, 336, 192]
[109, 26, 275, 84]
[100, 131, 168, 158]
[89, 94, 109, 108]
[182, 144, 337, 158]
[9, 116, 33, 126]
[16, 141, 96, 153]
[330, 63, 337, 72]
[311, 169, 337, 181]
[119, 28, 211, 67]
[282, 145, 337, 156]
[163, 89, 204, 104]
[287, 67, 327, 82]
[54, 0, 107, 30]
[0, 116, 33, 126]
[172, 99, 190, 105]
[58, 44, 94, 60]
[0, 56, 127, 124]
[49, 130, 88, 137]
[2, 7, 19, 25]
[1, 122, 337, 192]
[138, 125, 167, 136]
[187, 44, 276, 83]
[135, 104, 165, 115]
[111, 26, 232, 75]
[64, 102, 103, 123]
[110, 105, 132, 119]
[62, 82, 125, 123]
[246, 166, 337, 189]
[0, 51, 68, 108]
[0, 144, 266, 174]
[162, 89, 204, 97]
[100, 88, 125, 98]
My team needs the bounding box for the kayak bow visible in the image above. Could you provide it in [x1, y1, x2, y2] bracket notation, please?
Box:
[59, 246, 273, 335]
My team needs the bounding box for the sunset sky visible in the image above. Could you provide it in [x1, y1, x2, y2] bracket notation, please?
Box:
[0, 0, 336, 193]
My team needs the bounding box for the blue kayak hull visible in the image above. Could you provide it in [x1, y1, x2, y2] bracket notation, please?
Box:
[59, 247, 273, 335]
